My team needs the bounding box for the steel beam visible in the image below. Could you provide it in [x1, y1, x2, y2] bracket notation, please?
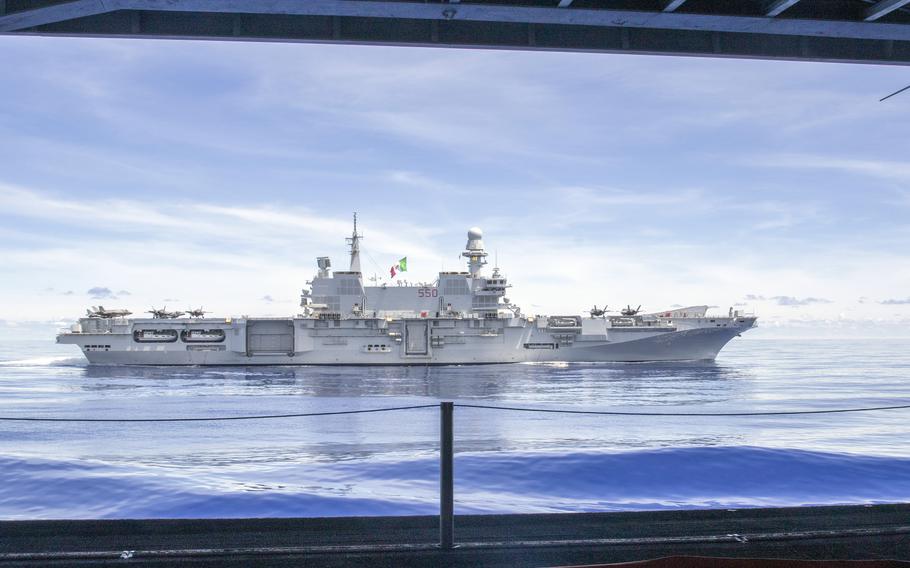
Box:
[864, 0, 910, 21]
[3, 0, 909, 42]
[0, 0, 109, 32]
[662, 0, 688, 12]
[766, 0, 802, 17]
[0, 0, 908, 66]
[439, 402, 454, 550]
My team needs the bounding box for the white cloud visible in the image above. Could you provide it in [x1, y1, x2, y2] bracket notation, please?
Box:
[771, 296, 832, 307]
[556, 186, 703, 208]
[0, 183, 441, 258]
[745, 154, 910, 185]
[87, 287, 119, 300]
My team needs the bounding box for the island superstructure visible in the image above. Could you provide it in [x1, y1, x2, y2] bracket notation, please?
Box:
[57, 220, 756, 365]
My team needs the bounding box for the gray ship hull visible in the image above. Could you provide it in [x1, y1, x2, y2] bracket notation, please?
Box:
[58, 315, 754, 366]
[550, 326, 749, 363]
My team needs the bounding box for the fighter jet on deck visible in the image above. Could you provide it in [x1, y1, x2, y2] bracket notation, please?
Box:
[86, 306, 132, 318]
[147, 306, 185, 319]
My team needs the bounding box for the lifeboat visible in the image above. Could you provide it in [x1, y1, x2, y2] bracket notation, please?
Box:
[181, 329, 226, 343]
[133, 329, 178, 343]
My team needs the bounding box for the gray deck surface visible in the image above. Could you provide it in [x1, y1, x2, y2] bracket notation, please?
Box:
[1, 504, 908, 566]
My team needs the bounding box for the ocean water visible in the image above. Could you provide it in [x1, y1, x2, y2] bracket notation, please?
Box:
[0, 337, 908, 519]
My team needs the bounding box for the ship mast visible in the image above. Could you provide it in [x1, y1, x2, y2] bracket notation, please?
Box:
[462, 227, 487, 277]
[346, 212, 362, 273]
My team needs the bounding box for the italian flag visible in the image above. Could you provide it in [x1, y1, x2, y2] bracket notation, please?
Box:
[390, 257, 407, 278]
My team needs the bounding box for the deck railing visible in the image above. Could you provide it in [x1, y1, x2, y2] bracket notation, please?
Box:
[2, 400, 909, 549]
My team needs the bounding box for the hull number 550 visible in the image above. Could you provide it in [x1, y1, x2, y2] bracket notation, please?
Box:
[418, 288, 438, 298]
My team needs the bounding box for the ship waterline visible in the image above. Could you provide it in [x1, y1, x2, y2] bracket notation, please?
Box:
[57, 221, 756, 365]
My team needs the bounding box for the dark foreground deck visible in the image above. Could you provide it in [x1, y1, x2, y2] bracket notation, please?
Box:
[1, 504, 909, 567]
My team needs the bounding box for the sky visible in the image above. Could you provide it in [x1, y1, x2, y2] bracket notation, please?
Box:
[1, 35, 909, 338]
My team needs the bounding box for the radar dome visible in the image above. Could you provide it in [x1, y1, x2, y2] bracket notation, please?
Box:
[465, 227, 485, 252]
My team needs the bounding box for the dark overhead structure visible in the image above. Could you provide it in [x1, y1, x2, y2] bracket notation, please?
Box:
[1, 0, 909, 65]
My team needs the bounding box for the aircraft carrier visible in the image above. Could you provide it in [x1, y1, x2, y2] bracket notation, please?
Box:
[57, 219, 756, 365]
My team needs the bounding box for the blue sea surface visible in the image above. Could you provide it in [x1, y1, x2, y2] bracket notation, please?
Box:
[0, 337, 908, 519]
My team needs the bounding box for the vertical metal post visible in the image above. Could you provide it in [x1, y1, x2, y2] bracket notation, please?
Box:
[440, 401, 454, 549]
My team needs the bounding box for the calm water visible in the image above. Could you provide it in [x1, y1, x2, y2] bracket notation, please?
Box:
[0, 337, 908, 519]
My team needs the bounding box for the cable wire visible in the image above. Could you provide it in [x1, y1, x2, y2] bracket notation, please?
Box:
[880, 83, 910, 102]
[0, 404, 438, 423]
[455, 402, 910, 417]
[3, 401, 910, 422]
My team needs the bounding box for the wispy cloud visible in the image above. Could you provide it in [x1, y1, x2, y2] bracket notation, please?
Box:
[42, 287, 75, 296]
[773, 296, 832, 307]
[87, 287, 119, 300]
[382, 170, 466, 194]
[556, 186, 703, 208]
[880, 298, 910, 305]
[0, 183, 440, 260]
[744, 295, 832, 306]
[745, 154, 910, 184]
[731, 200, 827, 232]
